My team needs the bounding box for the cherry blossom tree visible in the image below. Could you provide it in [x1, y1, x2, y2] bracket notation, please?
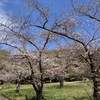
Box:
[46, 49, 71, 88]
[0, 56, 30, 91]
[22, 0, 100, 99]
[0, 15, 54, 99]
[0, 50, 10, 86]
[0, 0, 100, 100]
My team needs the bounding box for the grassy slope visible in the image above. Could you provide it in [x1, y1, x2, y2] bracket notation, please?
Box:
[1, 81, 93, 100]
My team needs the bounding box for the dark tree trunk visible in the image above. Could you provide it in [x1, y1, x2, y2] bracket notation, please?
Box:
[25, 94, 28, 100]
[16, 73, 22, 93]
[59, 77, 64, 88]
[25, 51, 45, 100]
[92, 70, 100, 100]
[32, 80, 44, 100]
[85, 50, 100, 100]
[36, 90, 44, 100]
[16, 83, 20, 93]
[35, 52, 44, 100]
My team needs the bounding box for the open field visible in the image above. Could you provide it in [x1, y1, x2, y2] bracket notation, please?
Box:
[1, 81, 93, 100]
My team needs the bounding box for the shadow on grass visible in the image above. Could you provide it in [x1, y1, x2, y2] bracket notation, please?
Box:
[73, 96, 93, 100]
[28, 96, 36, 100]
[29, 96, 47, 100]
[47, 83, 85, 89]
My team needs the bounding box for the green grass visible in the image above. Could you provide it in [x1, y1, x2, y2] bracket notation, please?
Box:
[1, 81, 93, 100]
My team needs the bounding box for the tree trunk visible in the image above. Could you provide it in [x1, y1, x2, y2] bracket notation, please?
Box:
[6, 81, 10, 88]
[16, 78, 21, 93]
[32, 81, 44, 100]
[16, 83, 20, 93]
[92, 70, 100, 100]
[59, 77, 64, 88]
[25, 94, 28, 100]
[87, 51, 100, 100]
[36, 90, 44, 100]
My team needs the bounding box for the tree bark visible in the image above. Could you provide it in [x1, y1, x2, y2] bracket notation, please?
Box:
[16, 78, 21, 93]
[35, 52, 44, 100]
[88, 52, 100, 100]
[36, 92, 43, 100]
[59, 77, 64, 88]
[26, 55, 44, 100]
[31, 80, 44, 100]
[36, 88, 44, 100]
[92, 70, 100, 100]
[16, 83, 20, 93]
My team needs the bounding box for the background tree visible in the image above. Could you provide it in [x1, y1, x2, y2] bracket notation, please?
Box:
[0, 50, 10, 71]
[47, 49, 71, 88]
[0, 50, 11, 87]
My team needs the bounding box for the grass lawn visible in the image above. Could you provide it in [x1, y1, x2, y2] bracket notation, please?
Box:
[1, 81, 93, 100]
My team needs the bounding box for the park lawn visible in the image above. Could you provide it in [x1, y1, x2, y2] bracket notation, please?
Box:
[1, 81, 93, 100]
